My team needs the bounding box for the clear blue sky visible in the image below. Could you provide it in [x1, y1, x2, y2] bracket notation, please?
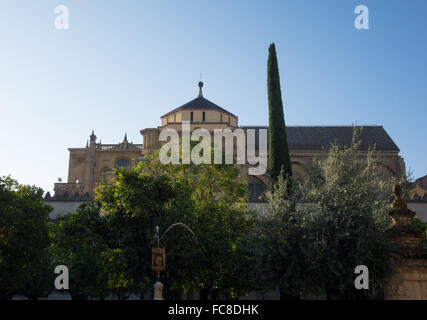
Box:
[0, 0, 426, 194]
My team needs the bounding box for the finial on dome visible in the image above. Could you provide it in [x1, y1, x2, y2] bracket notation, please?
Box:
[198, 81, 203, 98]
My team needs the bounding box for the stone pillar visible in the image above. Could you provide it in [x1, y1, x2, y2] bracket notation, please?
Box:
[140, 128, 160, 153]
[384, 185, 427, 300]
[384, 260, 427, 299]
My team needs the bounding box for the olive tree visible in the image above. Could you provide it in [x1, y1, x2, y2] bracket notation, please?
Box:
[257, 128, 406, 299]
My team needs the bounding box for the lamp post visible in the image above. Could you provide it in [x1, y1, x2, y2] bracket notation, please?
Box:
[150, 223, 195, 300]
[152, 226, 166, 300]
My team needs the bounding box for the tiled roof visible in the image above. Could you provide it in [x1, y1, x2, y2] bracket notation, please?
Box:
[240, 125, 399, 151]
[161, 96, 236, 118]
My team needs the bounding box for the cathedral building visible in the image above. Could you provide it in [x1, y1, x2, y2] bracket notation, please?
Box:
[45, 82, 407, 217]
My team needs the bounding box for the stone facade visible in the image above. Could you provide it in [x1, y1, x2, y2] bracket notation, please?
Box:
[59, 132, 142, 197]
[48, 82, 406, 209]
[416, 175, 427, 190]
[407, 183, 427, 222]
[384, 259, 427, 299]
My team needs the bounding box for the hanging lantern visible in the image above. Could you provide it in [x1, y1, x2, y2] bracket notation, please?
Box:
[152, 248, 166, 279]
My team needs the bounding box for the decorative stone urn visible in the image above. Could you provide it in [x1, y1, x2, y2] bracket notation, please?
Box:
[384, 185, 427, 300]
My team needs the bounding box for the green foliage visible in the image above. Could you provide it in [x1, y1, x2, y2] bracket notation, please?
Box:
[412, 217, 427, 249]
[0, 176, 52, 299]
[50, 202, 110, 299]
[253, 171, 304, 298]
[51, 171, 184, 300]
[257, 128, 402, 299]
[267, 43, 293, 188]
[136, 149, 257, 299]
[3, 126, 408, 300]
[412, 217, 427, 233]
[52, 152, 255, 300]
[97, 169, 190, 299]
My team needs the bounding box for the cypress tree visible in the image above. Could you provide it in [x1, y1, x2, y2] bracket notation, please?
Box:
[267, 43, 297, 300]
[267, 43, 293, 189]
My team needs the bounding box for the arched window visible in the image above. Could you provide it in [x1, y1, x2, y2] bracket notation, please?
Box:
[117, 159, 130, 167]
[248, 176, 267, 202]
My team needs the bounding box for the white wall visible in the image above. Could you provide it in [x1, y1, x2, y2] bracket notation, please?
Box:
[408, 203, 427, 222]
[44, 201, 88, 219]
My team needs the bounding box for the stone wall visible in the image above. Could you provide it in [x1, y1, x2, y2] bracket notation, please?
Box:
[384, 259, 427, 300]
[44, 201, 88, 219]
[408, 203, 427, 222]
